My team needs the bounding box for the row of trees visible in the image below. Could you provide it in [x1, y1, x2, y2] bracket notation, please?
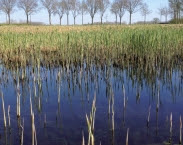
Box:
[0, 0, 183, 25]
[157, 0, 183, 23]
[168, 0, 183, 21]
[0, 0, 144, 25]
[0, 0, 38, 24]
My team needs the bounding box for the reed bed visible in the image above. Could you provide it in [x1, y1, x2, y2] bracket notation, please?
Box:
[0, 25, 182, 69]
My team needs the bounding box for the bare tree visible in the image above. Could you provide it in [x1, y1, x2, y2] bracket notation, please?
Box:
[141, 3, 151, 24]
[98, 0, 110, 24]
[169, 0, 182, 21]
[86, 0, 99, 24]
[111, 1, 118, 24]
[0, 0, 17, 24]
[126, 0, 143, 25]
[158, 7, 164, 22]
[162, 6, 170, 22]
[63, 0, 71, 25]
[18, 0, 39, 24]
[54, 0, 65, 25]
[41, 0, 55, 25]
[70, 0, 80, 25]
[116, 0, 126, 25]
[80, 0, 87, 25]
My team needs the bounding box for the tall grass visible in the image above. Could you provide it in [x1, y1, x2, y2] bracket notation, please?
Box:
[0, 25, 182, 68]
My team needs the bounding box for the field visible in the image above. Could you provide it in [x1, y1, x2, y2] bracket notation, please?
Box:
[0, 24, 183, 68]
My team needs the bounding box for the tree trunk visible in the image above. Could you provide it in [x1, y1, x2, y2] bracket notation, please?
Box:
[49, 13, 52, 25]
[74, 17, 76, 25]
[160, 15, 162, 22]
[144, 15, 146, 24]
[178, 10, 181, 23]
[165, 15, 167, 23]
[26, 14, 29, 24]
[101, 17, 103, 24]
[67, 14, 69, 25]
[120, 16, 122, 25]
[91, 16, 94, 25]
[129, 13, 132, 25]
[115, 15, 117, 25]
[30, 15, 31, 24]
[6, 14, 7, 24]
[60, 16, 62, 25]
[8, 13, 10, 24]
[179, 10, 181, 20]
[82, 14, 83, 25]
[174, 10, 176, 20]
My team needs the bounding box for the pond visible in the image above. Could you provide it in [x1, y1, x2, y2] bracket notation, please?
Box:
[0, 60, 182, 145]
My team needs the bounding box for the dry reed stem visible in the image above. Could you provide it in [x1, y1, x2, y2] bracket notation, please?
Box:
[1, 92, 7, 127]
[20, 118, 24, 145]
[157, 88, 160, 111]
[112, 92, 114, 132]
[44, 113, 46, 127]
[17, 92, 21, 117]
[57, 72, 61, 104]
[123, 84, 126, 109]
[147, 105, 151, 127]
[86, 94, 96, 145]
[8, 105, 10, 128]
[170, 112, 172, 133]
[30, 92, 33, 116]
[34, 123, 37, 145]
[126, 128, 129, 145]
[32, 113, 35, 145]
[180, 116, 182, 144]
[82, 131, 85, 145]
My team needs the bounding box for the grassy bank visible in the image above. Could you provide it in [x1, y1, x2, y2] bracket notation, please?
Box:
[0, 25, 182, 68]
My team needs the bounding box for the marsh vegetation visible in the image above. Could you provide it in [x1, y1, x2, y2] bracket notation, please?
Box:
[0, 25, 182, 145]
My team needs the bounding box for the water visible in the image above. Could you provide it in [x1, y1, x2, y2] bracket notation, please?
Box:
[0, 62, 182, 145]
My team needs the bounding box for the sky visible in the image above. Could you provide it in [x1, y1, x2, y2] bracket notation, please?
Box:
[0, 0, 169, 25]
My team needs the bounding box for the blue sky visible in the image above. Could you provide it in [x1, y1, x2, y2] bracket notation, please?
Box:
[0, 0, 169, 25]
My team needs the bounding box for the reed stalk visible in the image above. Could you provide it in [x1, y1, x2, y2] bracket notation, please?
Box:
[156, 88, 160, 112]
[34, 123, 37, 145]
[8, 105, 10, 128]
[32, 113, 35, 145]
[33, 74, 37, 97]
[82, 131, 85, 145]
[111, 92, 114, 132]
[17, 92, 21, 117]
[180, 116, 182, 144]
[1, 92, 7, 128]
[30, 91, 33, 116]
[86, 94, 96, 145]
[44, 113, 46, 127]
[16, 80, 21, 117]
[57, 71, 61, 105]
[38, 97, 41, 112]
[123, 84, 126, 109]
[20, 118, 24, 145]
[147, 105, 151, 127]
[169, 112, 173, 143]
[126, 128, 129, 145]
[170, 113, 172, 134]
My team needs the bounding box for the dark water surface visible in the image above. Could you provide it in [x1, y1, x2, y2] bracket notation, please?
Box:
[0, 62, 183, 145]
